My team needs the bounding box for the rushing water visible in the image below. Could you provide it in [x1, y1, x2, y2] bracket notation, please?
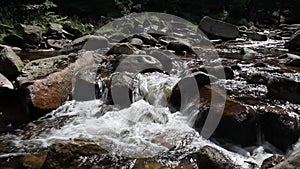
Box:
[0, 71, 279, 168]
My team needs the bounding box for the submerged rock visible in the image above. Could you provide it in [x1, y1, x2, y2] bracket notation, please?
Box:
[0, 46, 24, 78]
[246, 32, 268, 41]
[199, 16, 240, 39]
[22, 153, 48, 169]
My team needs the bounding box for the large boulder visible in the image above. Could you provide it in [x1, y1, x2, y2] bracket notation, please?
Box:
[194, 85, 257, 146]
[106, 43, 136, 55]
[287, 29, 300, 52]
[17, 52, 96, 113]
[47, 22, 64, 39]
[169, 71, 217, 109]
[132, 33, 157, 46]
[0, 46, 24, 78]
[199, 16, 240, 39]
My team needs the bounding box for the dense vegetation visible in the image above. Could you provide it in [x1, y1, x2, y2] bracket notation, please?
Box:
[0, 0, 299, 37]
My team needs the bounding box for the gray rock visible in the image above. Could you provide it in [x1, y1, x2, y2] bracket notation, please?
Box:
[65, 35, 109, 51]
[107, 43, 135, 55]
[114, 54, 163, 73]
[241, 47, 258, 60]
[287, 29, 300, 52]
[199, 16, 240, 39]
[133, 33, 157, 46]
[129, 38, 143, 48]
[47, 23, 64, 38]
[0, 47, 24, 78]
[279, 53, 300, 67]
[47, 39, 71, 49]
[194, 65, 234, 79]
[16, 24, 42, 45]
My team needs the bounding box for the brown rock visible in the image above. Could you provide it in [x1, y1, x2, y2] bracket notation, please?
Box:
[194, 86, 257, 146]
[18, 52, 97, 113]
[22, 152, 48, 169]
[272, 151, 300, 169]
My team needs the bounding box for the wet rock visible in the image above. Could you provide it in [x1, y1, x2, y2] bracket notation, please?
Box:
[0, 46, 24, 78]
[16, 24, 42, 45]
[260, 154, 284, 169]
[272, 151, 300, 169]
[247, 73, 269, 85]
[246, 32, 268, 41]
[279, 53, 300, 67]
[44, 141, 111, 169]
[267, 76, 300, 104]
[65, 35, 109, 51]
[189, 146, 236, 169]
[259, 106, 300, 151]
[166, 39, 193, 54]
[133, 33, 157, 46]
[113, 54, 163, 73]
[129, 38, 143, 49]
[47, 39, 71, 49]
[62, 23, 83, 39]
[241, 47, 258, 60]
[253, 62, 268, 67]
[287, 29, 300, 52]
[169, 72, 217, 109]
[109, 72, 134, 107]
[3, 34, 25, 48]
[194, 65, 234, 79]
[133, 158, 166, 169]
[194, 85, 257, 146]
[17, 52, 95, 113]
[22, 153, 48, 169]
[107, 43, 135, 55]
[47, 23, 63, 39]
[199, 16, 240, 39]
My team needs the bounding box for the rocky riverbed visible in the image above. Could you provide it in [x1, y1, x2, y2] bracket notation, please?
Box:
[0, 13, 300, 169]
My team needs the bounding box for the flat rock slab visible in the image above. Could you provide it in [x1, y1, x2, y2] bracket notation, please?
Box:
[199, 16, 239, 39]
